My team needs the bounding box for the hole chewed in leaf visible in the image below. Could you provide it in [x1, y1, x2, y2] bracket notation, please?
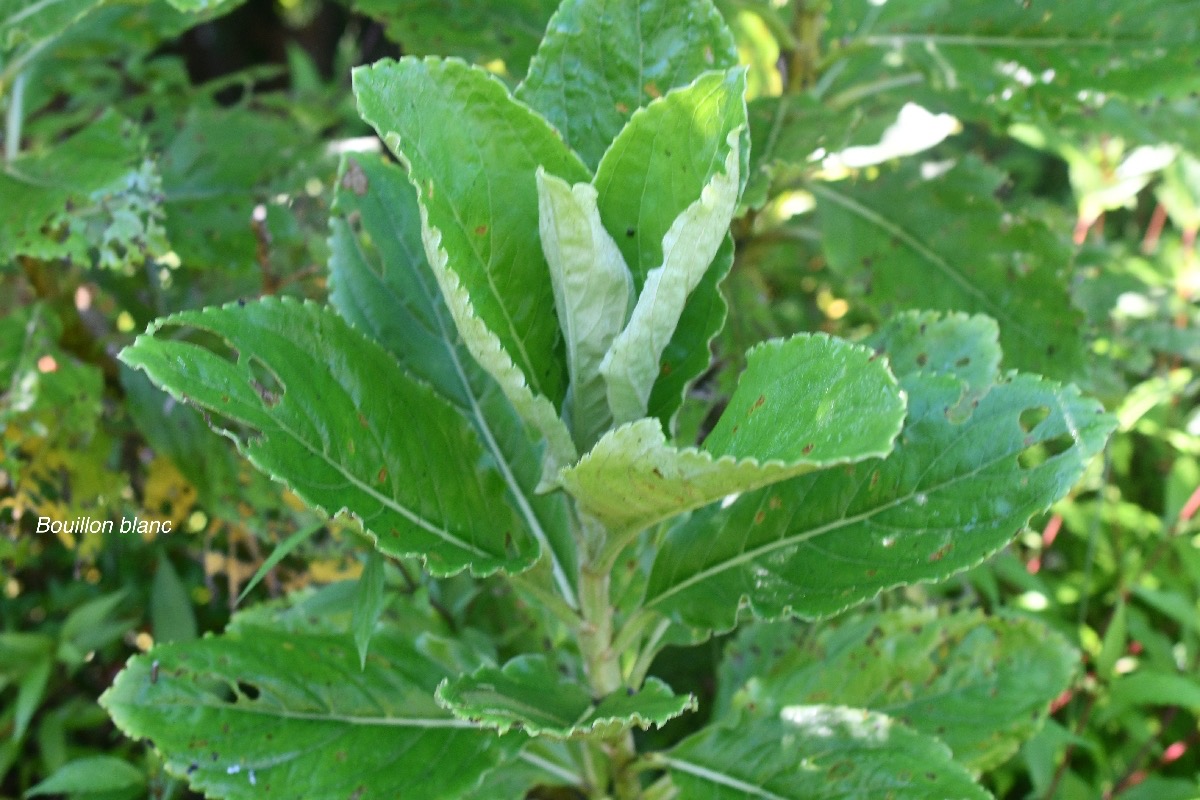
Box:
[1018, 406, 1050, 434]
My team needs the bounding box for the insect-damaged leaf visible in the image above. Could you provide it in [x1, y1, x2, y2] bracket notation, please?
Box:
[436, 655, 695, 739]
[328, 152, 579, 604]
[644, 314, 1114, 632]
[816, 156, 1084, 380]
[562, 334, 905, 535]
[353, 57, 588, 470]
[120, 298, 535, 577]
[101, 621, 521, 799]
[717, 609, 1077, 772]
[665, 705, 990, 800]
[516, 0, 738, 170]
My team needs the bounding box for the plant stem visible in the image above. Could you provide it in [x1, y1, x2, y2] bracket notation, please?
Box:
[578, 549, 642, 798]
[5, 69, 25, 163]
[786, 1, 826, 93]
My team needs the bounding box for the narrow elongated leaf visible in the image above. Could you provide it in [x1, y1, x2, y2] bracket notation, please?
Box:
[515, 0, 738, 169]
[120, 298, 534, 577]
[151, 553, 198, 644]
[236, 523, 323, 605]
[719, 610, 1077, 771]
[0, 0, 103, 52]
[353, 57, 587, 409]
[646, 366, 1114, 632]
[816, 157, 1084, 379]
[25, 756, 145, 797]
[537, 170, 634, 450]
[328, 153, 578, 605]
[100, 625, 520, 800]
[563, 334, 905, 534]
[665, 706, 990, 800]
[595, 69, 748, 284]
[601, 137, 742, 423]
[436, 655, 695, 739]
[352, 551, 387, 668]
[593, 68, 748, 427]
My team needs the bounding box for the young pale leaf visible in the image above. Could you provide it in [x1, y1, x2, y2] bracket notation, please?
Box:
[536, 170, 634, 450]
[120, 298, 535, 578]
[353, 58, 585, 473]
[328, 153, 578, 605]
[563, 334, 905, 534]
[100, 626, 520, 800]
[601, 135, 742, 424]
[436, 655, 695, 739]
[352, 550, 387, 669]
[645, 368, 1114, 632]
[595, 68, 749, 428]
[816, 156, 1084, 379]
[664, 706, 991, 800]
[718, 610, 1077, 772]
[515, 0, 738, 169]
[353, 57, 588, 409]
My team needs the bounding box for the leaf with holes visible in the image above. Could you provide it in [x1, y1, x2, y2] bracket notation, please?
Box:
[354, 57, 588, 470]
[436, 654, 695, 739]
[717, 609, 1078, 771]
[644, 345, 1114, 632]
[664, 705, 990, 800]
[100, 621, 521, 799]
[328, 152, 579, 603]
[816, 156, 1083, 379]
[562, 334, 905, 536]
[119, 298, 535, 577]
[515, 0, 738, 170]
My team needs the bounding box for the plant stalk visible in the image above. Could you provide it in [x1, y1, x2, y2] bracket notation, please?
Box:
[5, 69, 26, 163]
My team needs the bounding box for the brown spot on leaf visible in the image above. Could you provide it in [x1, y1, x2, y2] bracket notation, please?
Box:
[475, 225, 488, 236]
[377, 467, 388, 484]
[644, 81, 662, 99]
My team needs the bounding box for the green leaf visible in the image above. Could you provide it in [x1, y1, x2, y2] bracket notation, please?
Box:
[601, 136, 743, 424]
[645, 365, 1114, 632]
[353, 57, 590, 470]
[845, 0, 1200, 104]
[350, 0, 557, 74]
[100, 624, 520, 799]
[236, 522, 323, 606]
[436, 655, 695, 739]
[151, 553, 198, 644]
[664, 706, 991, 800]
[718, 609, 1078, 771]
[563, 334, 905, 534]
[352, 550, 387, 669]
[594, 68, 748, 427]
[159, 106, 314, 272]
[120, 298, 535, 577]
[25, 756, 145, 797]
[515, 0, 738, 169]
[865, 311, 1002, 402]
[13, 657, 50, 742]
[1101, 671, 1200, 722]
[816, 156, 1084, 379]
[0, 0, 103, 54]
[328, 152, 578, 606]
[0, 111, 165, 269]
[536, 169, 634, 450]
